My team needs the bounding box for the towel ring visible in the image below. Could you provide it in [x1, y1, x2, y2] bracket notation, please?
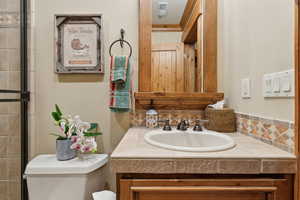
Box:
[109, 39, 133, 57]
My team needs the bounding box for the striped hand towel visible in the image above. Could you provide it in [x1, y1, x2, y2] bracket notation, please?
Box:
[109, 56, 131, 112]
[110, 55, 129, 84]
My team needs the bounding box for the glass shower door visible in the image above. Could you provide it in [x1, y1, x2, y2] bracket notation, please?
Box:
[0, 0, 29, 199]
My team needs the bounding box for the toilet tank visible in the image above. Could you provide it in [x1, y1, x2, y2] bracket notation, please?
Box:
[25, 154, 108, 200]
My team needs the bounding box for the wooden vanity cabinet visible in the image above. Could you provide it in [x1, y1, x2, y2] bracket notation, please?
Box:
[119, 178, 292, 200]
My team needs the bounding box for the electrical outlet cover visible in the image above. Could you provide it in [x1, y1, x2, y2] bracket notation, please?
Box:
[241, 78, 251, 98]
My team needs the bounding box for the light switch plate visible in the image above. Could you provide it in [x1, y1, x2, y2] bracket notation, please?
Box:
[263, 74, 273, 97]
[281, 69, 295, 97]
[241, 78, 251, 99]
[263, 69, 294, 98]
[272, 76, 281, 93]
[281, 73, 291, 92]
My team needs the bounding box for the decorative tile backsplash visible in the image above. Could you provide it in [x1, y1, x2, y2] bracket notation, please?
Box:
[131, 110, 205, 127]
[236, 113, 294, 153]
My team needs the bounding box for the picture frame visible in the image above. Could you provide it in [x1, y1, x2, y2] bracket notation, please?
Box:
[54, 14, 104, 74]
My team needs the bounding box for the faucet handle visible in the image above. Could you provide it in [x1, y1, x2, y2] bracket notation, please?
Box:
[193, 119, 208, 132]
[159, 120, 172, 131]
[193, 120, 203, 132]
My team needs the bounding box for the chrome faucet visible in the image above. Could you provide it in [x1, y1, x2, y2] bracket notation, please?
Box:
[177, 120, 189, 131]
[159, 120, 172, 131]
[193, 120, 203, 131]
[193, 119, 209, 132]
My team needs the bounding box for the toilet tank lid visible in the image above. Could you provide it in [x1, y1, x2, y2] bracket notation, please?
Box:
[25, 154, 108, 175]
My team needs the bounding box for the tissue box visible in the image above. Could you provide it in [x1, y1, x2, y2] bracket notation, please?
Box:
[204, 108, 236, 133]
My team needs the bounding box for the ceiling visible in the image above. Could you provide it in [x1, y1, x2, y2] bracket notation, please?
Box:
[152, 0, 188, 24]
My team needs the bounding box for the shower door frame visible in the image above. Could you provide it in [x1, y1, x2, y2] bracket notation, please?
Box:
[0, 0, 29, 199]
[20, 0, 29, 199]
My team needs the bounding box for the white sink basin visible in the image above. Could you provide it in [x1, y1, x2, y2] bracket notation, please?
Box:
[144, 129, 236, 152]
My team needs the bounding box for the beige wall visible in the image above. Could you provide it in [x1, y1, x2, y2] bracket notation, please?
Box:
[218, 0, 295, 121]
[152, 31, 182, 44]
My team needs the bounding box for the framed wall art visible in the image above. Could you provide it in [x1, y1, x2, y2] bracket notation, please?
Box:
[55, 14, 103, 74]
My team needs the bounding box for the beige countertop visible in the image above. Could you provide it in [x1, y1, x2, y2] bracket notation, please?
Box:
[111, 127, 296, 174]
[111, 127, 295, 159]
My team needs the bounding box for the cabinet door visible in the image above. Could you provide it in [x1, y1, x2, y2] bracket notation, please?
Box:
[119, 179, 291, 200]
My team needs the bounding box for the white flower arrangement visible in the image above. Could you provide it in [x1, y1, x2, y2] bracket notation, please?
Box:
[51, 105, 101, 153]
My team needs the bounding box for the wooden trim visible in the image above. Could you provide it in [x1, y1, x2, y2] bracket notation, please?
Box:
[195, 17, 202, 92]
[134, 92, 224, 110]
[131, 186, 278, 193]
[152, 24, 182, 32]
[176, 44, 185, 92]
[139, 0, 152, 92]
[203, 0, 218, 92]
[119, 176, 133, 200]
[135, 92, 224, 99]
[180, 0, 198, 28]
[181, 0, 202, 43]
[184, 44, 196, 92]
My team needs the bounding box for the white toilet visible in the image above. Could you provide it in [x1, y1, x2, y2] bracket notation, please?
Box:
[25, 154, 108, 200]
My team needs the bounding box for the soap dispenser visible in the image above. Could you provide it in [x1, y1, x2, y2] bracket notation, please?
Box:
[145, 100, 158, 128]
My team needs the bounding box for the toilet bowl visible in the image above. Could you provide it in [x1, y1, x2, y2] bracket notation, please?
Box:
[25, 154, 108, 200]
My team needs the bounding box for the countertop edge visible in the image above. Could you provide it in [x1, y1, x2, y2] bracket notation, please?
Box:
[110, 158, 297, 174]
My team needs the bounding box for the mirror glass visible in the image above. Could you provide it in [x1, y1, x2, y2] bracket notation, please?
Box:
[150, 0, 294, 97]
[151, 0, 197, 93]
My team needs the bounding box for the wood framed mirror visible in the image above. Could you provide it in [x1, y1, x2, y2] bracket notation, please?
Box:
[137, 0, 224, 110]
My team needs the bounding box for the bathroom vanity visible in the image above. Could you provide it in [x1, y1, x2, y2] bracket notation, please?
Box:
[111, 127, 297, 200]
